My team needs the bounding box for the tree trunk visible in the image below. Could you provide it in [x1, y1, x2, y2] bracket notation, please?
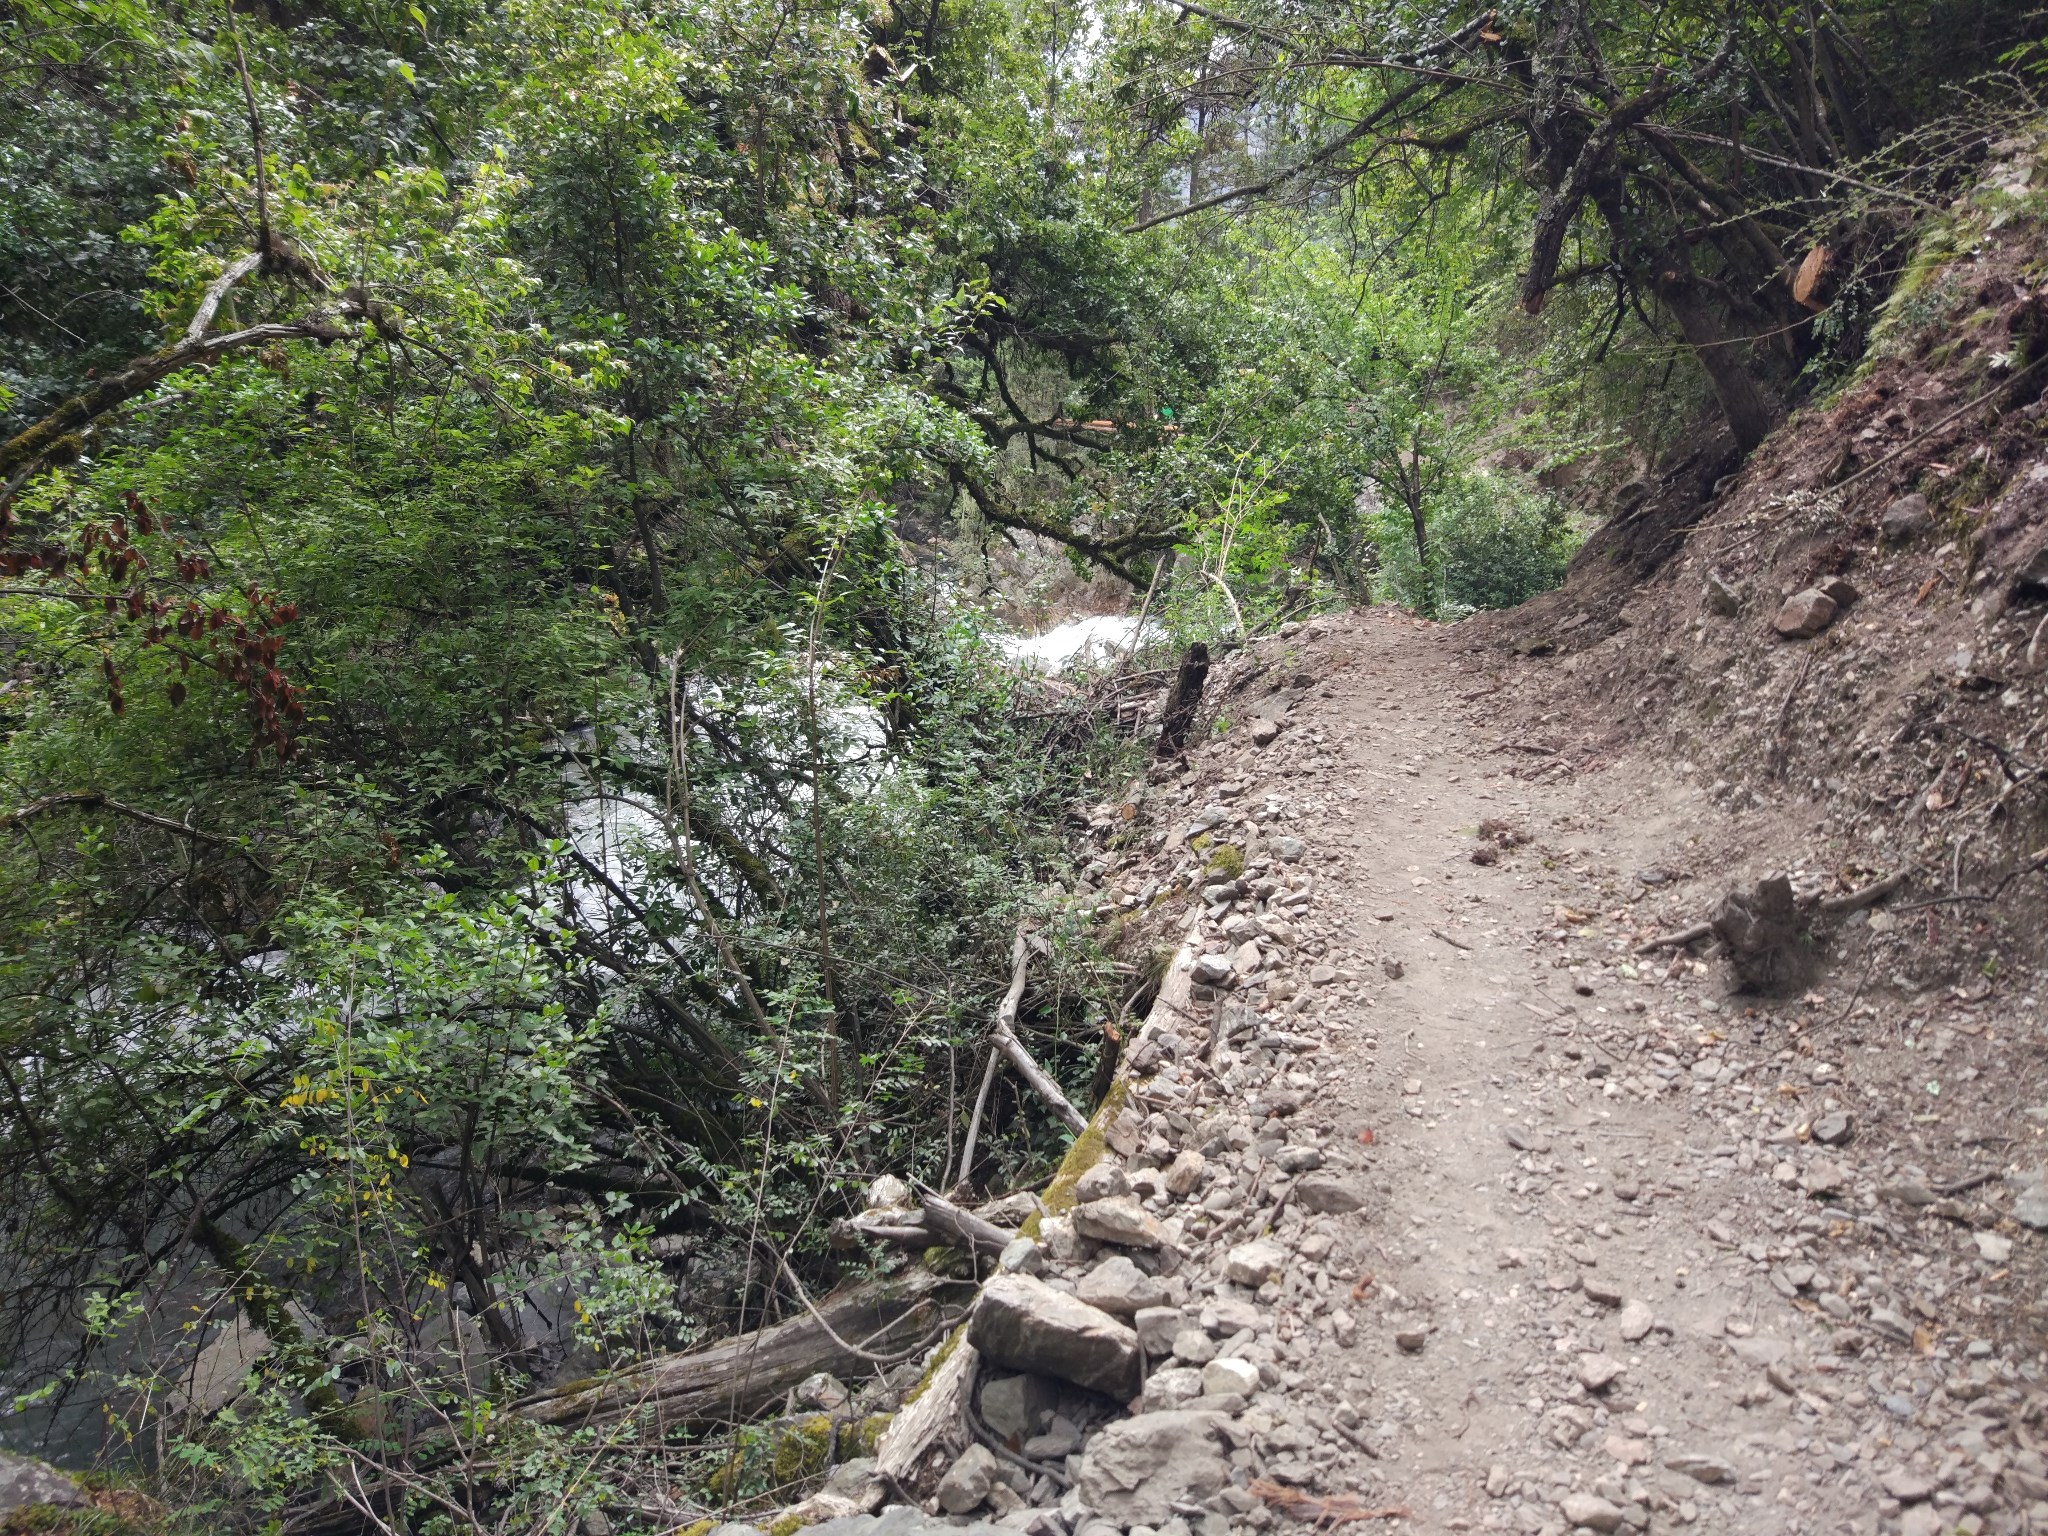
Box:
[514, 1268, 961, 1432]
[288, 1269, 970, 1536]
[1656, 269, 1778, 453]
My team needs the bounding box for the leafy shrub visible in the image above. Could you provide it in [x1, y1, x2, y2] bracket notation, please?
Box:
[1366, 476, 1579, 616]
[1437, 480, 1582, 612]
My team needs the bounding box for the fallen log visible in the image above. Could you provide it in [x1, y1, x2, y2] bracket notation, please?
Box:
[289, 1269, 969, 1536]
[874, 1337, 978, 1497]
[516, 1268, 964, 1433]
[917, 1194, 1014, 1260]
[830, 1195, 1016, 1262]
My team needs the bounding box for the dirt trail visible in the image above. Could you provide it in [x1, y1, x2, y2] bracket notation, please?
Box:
[1196, 609, 2045, 1536]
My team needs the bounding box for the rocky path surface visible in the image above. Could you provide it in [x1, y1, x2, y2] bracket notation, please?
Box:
[803, 609, 2048, 1536]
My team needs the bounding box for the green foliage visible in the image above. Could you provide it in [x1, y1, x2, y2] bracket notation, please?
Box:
[0, 0, 2010, 1521]
[1366, 475, 1581, 618]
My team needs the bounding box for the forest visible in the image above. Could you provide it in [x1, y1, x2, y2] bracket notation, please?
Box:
[0, 0, 2042, 1530]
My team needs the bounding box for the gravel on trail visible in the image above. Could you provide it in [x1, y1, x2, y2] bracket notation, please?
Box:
[758, 609, 2048, 1536]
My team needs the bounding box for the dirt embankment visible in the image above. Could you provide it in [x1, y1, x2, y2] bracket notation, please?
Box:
[1468, 140, 2048, 1001]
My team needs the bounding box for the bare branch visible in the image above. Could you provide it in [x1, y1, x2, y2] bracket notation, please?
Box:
[183, 251, 265, 345]
[0, 307, 357, 481]
[1522, 30, 1738, 314]
[2, 791, 270, 870]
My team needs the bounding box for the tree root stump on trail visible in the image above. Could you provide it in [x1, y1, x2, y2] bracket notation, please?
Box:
[1709, 873, 1808, 992]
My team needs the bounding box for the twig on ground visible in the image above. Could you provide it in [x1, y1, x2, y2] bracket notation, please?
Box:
[965, 1399, 1073, 1488]
[1251, 1479, 1410, 1524]
[1327, 1417, 1381, 1458]
[1893, 850, 2048, 912]
[1936, 1169, 2001, 1197]
[1823, 945, 1881, 1028]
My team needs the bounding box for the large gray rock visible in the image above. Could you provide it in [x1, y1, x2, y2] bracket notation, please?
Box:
[979, 1373, 1056, 1442]
[2015, 1183, 2048, 1230]
[795, 1371, 850, 1412]
[1223, 1238, 1287, 1287]
[1162, 1150, 1206, 1196]
[1665, 1453, 1736, 1484]
[1072, 1162, 1130, 1203]
[935, 1443, 999, 1514]
[1075, 1255, 1166, 1317]
[1293, 1173, 1368, 1214]
[866, 1174, 913, 1210]
[1773, 588, 1838, 638]
[969, 1274, 1142, 1399]
[1136, 1366, 1204, 1412]
[1133, 1305, 1184, 1355]
[1811, 1111, 1853, 1146]
[1201, 1357, 1259, 1397]
[0, 1451, 85, 1513]
[1075, 1410, 1232, 1525]
[1577, 1352, 1626, 1391]
[1071, 1196, 1168, 1250]
[804, 1508, 969, 1536]
[1559, 1492, 1624, 1532]
[1881, 493, 1933, 542]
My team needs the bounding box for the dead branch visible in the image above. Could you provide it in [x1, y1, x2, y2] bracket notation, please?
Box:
[1816, 869, 1909, 915]
[0, 311, 355, 481]
[956, 928, 1086, 1190]
[2, 791, 271, 871]
[184, 252, 265, 344]
[513, 1269, 961, 1433]
[1251, 1478, 1411, 1524]
[917, 1192, 1015, 1260]
[987, 947, 1086, 1135]
[1633, 921, 1713, 955]
[1892, 850, 2048, 912]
